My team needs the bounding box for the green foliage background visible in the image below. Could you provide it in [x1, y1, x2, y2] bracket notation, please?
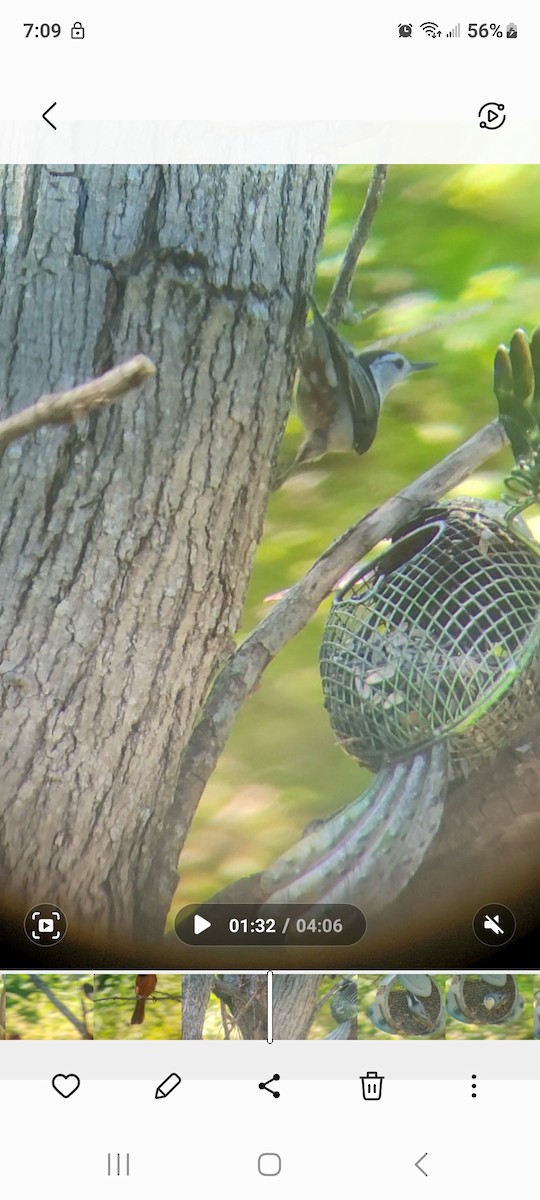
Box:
[6, 974, 93, 1039]
[174, 164, 540, 909]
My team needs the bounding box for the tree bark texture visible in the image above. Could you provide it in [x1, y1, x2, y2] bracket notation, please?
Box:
[272, 973, 323, 1039]
[0, 164, 333, 947]
[181, 973, 213, 1039]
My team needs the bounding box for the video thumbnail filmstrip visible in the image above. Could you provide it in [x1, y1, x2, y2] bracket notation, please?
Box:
[0, 974, 537, 1040]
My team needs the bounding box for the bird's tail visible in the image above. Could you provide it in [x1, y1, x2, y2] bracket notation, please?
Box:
[130, 998, 146, 1025]
[325, 1021, 354, 1040]
[261, 743, 448, 912]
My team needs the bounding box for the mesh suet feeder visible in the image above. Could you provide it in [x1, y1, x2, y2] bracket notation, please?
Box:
[368, 974, 444, 1038]
[264, 498, 540, 911]
[446, 974, 524, 1026]
[320, 499, 540, 779]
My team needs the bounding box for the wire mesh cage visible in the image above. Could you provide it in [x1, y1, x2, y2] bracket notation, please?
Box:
[368, 973, 444, 1037]
[320, 500, 540, 777]
[446, 974, 522, 1026]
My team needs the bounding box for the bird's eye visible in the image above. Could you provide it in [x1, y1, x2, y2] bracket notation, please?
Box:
[395, 358, 405, 370]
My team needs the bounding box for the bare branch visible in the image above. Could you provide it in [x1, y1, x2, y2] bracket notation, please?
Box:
[324, 165, 388, 326]
[0, 354, 156, 455]
[175, 418, 507, 841]
[28, 973, 89, 1038]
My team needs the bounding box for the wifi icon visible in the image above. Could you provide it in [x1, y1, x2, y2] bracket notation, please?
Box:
[420, 21, 441, 36]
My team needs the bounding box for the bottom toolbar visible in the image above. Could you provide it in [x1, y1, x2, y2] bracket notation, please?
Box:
[0, 1062, 537, 1198]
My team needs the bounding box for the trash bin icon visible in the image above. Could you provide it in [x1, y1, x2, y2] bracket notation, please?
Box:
[360, 1071, 384, 1100]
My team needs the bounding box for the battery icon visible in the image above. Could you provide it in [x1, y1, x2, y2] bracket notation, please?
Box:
[506, 22, 517, 37]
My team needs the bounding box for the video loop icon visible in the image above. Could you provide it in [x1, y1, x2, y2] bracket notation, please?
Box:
[478, 102, 506, 130]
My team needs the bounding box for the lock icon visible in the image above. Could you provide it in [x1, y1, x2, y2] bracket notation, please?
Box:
[71, 21, 84, 38]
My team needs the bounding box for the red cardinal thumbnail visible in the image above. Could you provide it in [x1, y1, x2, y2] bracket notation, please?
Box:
[130, 974, 157, 1025]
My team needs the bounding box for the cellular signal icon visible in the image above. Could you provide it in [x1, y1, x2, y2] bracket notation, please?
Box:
[446, 22, 460, 37]
[420, 21, 441, 37]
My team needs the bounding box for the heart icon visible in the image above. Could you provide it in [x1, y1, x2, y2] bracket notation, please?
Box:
[52, 1073, 80, 1098]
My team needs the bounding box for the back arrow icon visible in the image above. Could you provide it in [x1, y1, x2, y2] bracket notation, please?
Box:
[415, 1152, 428, 1176]
[42, 102, 57, 129]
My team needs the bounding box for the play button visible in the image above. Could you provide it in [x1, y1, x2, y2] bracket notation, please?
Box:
[193, 913, 212, 936]
[478, 101, 506, 129]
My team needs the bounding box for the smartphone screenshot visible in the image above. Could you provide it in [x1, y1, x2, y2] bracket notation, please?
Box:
[0, 1, 539, 1193]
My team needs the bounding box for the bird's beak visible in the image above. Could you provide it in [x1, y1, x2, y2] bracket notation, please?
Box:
[411, 361, 436, 371]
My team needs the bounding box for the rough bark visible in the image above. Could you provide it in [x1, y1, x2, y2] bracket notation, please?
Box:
[181, 973, 213, 1039]
[272, 973, 323, 1039]
[0, 164, 333, 947]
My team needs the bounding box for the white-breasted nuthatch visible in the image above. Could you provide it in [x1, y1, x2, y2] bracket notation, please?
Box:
[405, 990, 431, 1028]
[293, 299, 435, 470]
[482, 991, 506, 1011]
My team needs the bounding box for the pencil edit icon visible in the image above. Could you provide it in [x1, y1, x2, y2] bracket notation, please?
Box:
[155, 1072, 182, 1099]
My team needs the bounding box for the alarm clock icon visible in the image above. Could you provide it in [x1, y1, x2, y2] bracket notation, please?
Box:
[398, 23, 413, 37]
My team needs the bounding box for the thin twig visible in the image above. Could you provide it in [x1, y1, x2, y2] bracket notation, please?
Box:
[175, 419, 507, 841]
[324, 165, 388, 326]
[0, 354, 156, 455]
[362, 302, 492, 353]
[28, 973, 88, 1037]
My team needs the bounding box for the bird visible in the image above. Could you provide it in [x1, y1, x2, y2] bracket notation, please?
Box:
[287, 298, 434, 477]
[482, 991, 505, 1012]
[325, 978, 358, 1040]
[330, 979, 358, 1023]
[404, 990, 432, 1031]
[130, 974, 157, 1025]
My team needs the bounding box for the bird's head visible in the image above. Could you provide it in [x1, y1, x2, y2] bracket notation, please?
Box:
[359, 351, 435, 403]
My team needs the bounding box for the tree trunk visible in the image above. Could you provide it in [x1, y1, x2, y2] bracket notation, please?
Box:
[272, 974, 323, 1039]
[0, 164, 333, 949]
[181, 973, 213, 1039]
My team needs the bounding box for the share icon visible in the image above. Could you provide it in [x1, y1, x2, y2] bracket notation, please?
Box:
[259, 1073, 281, 1098]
